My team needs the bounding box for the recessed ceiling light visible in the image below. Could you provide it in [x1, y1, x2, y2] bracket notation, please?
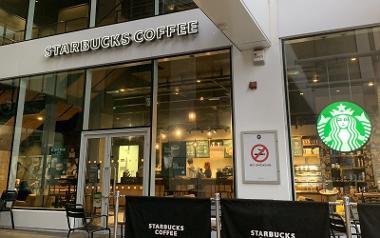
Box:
[351, 57, 357, 62]
[288, 71, 300, 76]
[196, 80, 201, 83]
[299, 92, 304, 96]
[188, 112, 196, 121]
[37, 116, 43, 121]
[336, 89, 341, 93]
[175, 128, 182, 137]
[368, 81, 374, 87]
[312, 79, 319, 83]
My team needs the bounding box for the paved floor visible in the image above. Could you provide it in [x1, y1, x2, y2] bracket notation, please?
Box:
[0, 229, 114, 238]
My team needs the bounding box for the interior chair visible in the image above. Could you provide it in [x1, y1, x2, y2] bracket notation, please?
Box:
[65, 203, 111, 238]
[329, 213, 347, 238]
[349, 206, 362, 237]
[0, 190, 17, 229]
[329, 212, 362, 238]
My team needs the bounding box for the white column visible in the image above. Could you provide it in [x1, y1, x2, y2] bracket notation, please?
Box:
[25, 0, 35, 40]
[8, 79, 27, 190]
[89, 0, 98, 28]
[149, 61, 158, 196]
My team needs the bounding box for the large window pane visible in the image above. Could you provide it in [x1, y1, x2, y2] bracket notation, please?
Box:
[155, 50, 234, 198]
[285, 27, 380, 203]
[15, 71, 85, 208]
[96, 0, 155, 27]
[0, 0, 28, 45]
[159, 0, 197, 15]
[95, 0, 197, 27]
[0, 80, 19, 193]
[89, 62, 152, 130]
[32, 0, 90, 39]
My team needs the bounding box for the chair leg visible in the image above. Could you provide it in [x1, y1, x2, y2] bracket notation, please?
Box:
[66, 230, 71, 238]
[10, 210, 14, 229]
[108, 228, 111, 238]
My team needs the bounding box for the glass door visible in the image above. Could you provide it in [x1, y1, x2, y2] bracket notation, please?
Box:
[78, 128, 150, 226]
[109, 134, 147, 226]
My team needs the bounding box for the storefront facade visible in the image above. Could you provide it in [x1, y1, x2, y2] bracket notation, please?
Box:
[0, 0, 379, 232]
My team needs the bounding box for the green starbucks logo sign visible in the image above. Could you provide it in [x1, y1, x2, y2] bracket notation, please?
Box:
[317, 101, 372, 152]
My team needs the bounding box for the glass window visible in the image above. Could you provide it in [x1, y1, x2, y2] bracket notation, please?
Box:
[95, 0, 197, 27]
[159, 0, 197, 15]
[0, 0, 28, 45]
[155, 50, 234, 198]
[14, 70, 85, 208]
[96, 0, 155, 27]
[32, 0, 90, 39]
[88, 62, 152, 130]
[0, 79, 19, 193]
[284, 27, 380, 203]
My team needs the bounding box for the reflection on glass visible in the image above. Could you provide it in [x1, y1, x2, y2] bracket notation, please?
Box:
[155, 49, 234, 198]
[84, 137, 106, 215]
[0, 0, 28, 45]
[89, 62, 152, 130]
[96, 0, 154, 27]
[32, 0, 89, 38]
[285, 26, 380, 204]
[15, 70, 85, 208]
[0, 80, 19, 193]
[159, 0, 197, 15]
[96, 0, 197, 27]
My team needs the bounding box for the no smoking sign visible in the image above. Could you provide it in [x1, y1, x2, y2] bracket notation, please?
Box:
[251, 144, 269, 163]
[242, 131, 280, 184]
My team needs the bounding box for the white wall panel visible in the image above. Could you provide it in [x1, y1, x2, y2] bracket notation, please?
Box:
[0, 9, 229, 79]
[0, 209, 67, 230]
[278, 0, 380, 38]
[233, 0, 292, 200]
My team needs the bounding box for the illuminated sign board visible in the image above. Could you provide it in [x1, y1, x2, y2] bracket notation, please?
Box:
[317, 101, 372, 152]
[44, 21, 199, 57]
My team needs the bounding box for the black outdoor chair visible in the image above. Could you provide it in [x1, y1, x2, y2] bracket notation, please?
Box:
[329, 213, 361, 238]
[329, 213, 347, 237]
[0, 190, 17, 229]
[65, 203, 111, 238]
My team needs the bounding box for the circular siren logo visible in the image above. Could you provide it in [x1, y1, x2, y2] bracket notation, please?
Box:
[317, 101, 372, 152]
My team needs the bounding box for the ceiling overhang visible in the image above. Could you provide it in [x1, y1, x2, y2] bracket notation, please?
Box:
[193, 0, 271, 50]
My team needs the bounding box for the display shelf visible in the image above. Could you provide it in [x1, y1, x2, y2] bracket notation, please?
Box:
[302, 154, 319, 157]
[295, 181, 322, 184]
[331, 167, 365, 171]
[332, 180, 366, 183]
[302, 144, 320, 147]
[296, 191, 320, 194]
[294, 163, 323, 192]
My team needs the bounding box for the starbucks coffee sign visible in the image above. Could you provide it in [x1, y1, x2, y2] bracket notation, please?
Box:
[44, 21, 199, 58]
[317, 101, 372, 152]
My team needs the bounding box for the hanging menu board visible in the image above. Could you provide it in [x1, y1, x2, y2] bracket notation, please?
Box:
[196, 140, 209, 158]
[162, 142, 187, 177]
[186, 142, 196, 158]
[224, 139, 233, 158]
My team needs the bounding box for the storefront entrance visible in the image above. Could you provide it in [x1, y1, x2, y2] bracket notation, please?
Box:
[77, 128, 151, 225]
